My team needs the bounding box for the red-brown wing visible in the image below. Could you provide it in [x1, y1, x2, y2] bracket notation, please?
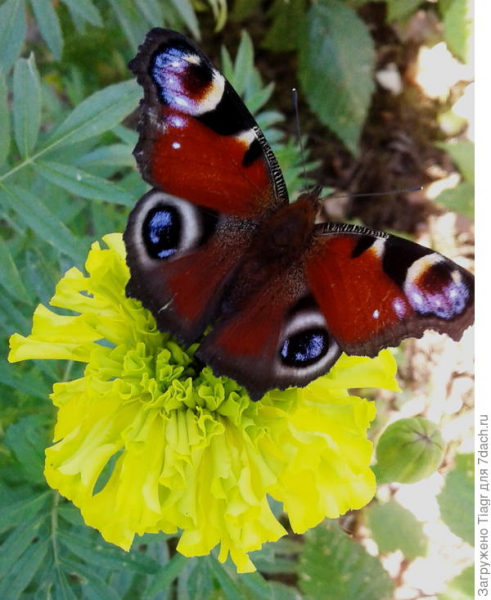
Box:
[124, 189, 256, 344]
[305, 223, 474, 356]
[129, 28, 288, 219]
[198, 265, 341, 401]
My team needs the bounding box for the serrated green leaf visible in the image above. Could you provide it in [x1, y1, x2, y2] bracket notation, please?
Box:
[0, 492, 51, 534]
[366, 499, 428, 559]
[61, 558, 120, 600]
[13, 54, 42, 158]
[232, 30, 255, 96]
[46, 79, 140, 151]
[0, 514, 46, 580]
[134, 0, 163, 26]
[263, 0, 306, 52]
[299, 0, 375, 156]
[0, 537, 50, 599]
[0, 0, 27, 74]
[437, 181, 474, 218]
[436, 140, 474, 183]
[35, 160, 133, 205]
[29, 0, 63, 60]
[299, 524, 394, 600]
[0, 360, 50, 399]
[246, 82, 275, 115]
[59, 530, 158, 574]
[5, 415, 48, 482]
[51, 565, 78, 600]
[0, 70, 10, 166]
[440, 0, 473, 63]
[438, 454, 474, 545]
[0, 292, 29, 335]
[107, 0, 149, 51]
[0, 236, 30, 302]
[187, 558, 214, 600]
[208, 556, 247, 600]
[386, 0, 423, 22]
[168, 0, 200, 40]
[76, 144, 134, 168]
[439, 566, 474, 600]
[61, 0, 102, 27]
[143, 553, 189, 599]
[0, 184, 84, 262]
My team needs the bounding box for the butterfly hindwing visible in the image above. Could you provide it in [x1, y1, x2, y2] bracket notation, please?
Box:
[305, 223, 474, 356]
[128, 28, 288, 218]
[124, 189, 257, 344]
[198, 264, 341, 401]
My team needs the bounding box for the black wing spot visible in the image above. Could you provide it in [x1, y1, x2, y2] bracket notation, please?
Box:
[351, 235, 376, 258]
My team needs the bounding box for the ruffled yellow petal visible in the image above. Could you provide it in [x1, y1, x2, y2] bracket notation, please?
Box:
[8, 233, 400, 572]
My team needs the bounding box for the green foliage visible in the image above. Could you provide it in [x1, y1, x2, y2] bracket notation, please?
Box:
[366, 499, 428, 559]
[385, 0, 423, 22]
[298, 0, 375, 156]
[298, 523, 394, 600]
[438, 454, 474, 545]
[439, 0, 473, 63]
[436, 141, 474, 217]
[439, 566, 474, 600]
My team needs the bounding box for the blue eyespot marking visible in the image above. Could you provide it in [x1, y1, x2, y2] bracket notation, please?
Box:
[143, 205, 181, 259]
[280, 328, 329, 368]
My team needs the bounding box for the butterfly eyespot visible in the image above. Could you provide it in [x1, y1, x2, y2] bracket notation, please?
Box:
[143, 205, 181, 259]
[280, 328, 330, 368]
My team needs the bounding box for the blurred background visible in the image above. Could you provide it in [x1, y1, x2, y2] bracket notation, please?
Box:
[0, 0, 474, 598]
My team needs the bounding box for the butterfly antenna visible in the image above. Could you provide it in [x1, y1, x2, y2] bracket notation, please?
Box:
[291, 88, 308, 187]
[334, 186, 423, 200]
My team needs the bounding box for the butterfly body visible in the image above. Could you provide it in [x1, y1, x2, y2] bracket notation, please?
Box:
[124, 28, 474, 400]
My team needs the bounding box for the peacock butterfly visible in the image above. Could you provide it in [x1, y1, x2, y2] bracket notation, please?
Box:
[123, 28, 474, 401]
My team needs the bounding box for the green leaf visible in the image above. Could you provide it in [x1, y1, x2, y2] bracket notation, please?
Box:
[438, 454, 474, 545]
[0, 492, 51, 534]
[436, 140, 474, 183]
[106, 0, 149, 51]
[59, 530, 158, 574]
[142, 553, 189, 599]
[386, 0, 423, 22]
[440, 0, 473, 63]
[0, 514, 46, 580]
[232, 30, 255, 96]
[46, 79, 140, 150]
[366, 499, 428, 559]
[439, 566, 474, 600]
[0, 184, 85, 262]
[5, 415, 48, 483]
[299, 0, 375, 156]
[437, 181, 474, 218]
[0, 361, 50, 400]
[263, 0, 306, 52]
[0, 538, 50, 599]
[13, 54, 42, 158]
[0, 0, 27, 74]
[208, 556, 248, 600]
[34, 160, 134, 206]
[0, 236, 30, 302]
[76, 144, 135, 168]
[0, 69, 10, 166]
[299, 523, 394, 600]
[187, 558, 214, 600]
[61, 0, 103, 27]
[168, 0, 200, 40]
[29, 0, 63, 60]
[61, 558, 121, 600]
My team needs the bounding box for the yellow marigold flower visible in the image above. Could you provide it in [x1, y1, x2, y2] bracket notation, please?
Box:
[8, 234, 400, 573]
